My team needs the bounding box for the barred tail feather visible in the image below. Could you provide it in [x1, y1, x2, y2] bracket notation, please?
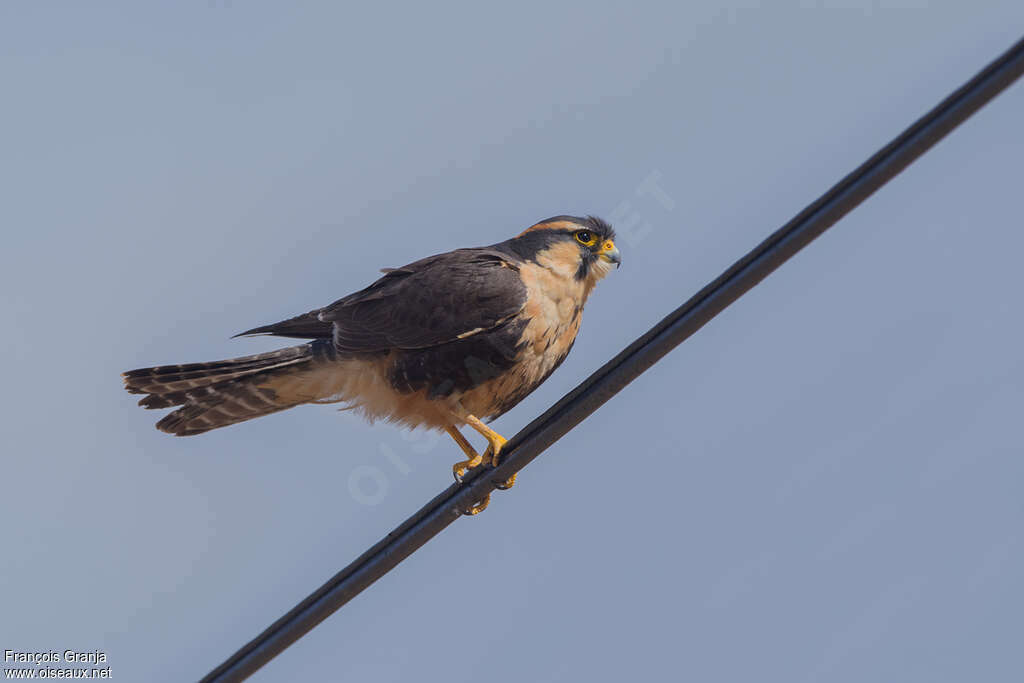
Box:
[122, 341, 333, 436]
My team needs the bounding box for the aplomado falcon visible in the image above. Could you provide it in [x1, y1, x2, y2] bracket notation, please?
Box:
[123, 215, 620, 513]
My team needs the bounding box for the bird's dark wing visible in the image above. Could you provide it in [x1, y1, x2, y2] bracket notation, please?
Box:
[236, 248, 527, 351]
[234, 308, 333, 339]
[321, 248, 526, 352]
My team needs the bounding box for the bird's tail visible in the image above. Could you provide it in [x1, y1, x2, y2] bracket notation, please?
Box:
[122, 340, 336, 436]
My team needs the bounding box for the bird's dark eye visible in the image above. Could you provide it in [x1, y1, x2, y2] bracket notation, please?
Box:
[574, 230, 596, 247]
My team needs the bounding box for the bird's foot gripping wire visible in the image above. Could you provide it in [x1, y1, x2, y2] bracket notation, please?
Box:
[446, 419, 516, 515]
[486, 441, 516, 491]
[462, 494, 491, 516]
[445, 425, 492, 515]
[459, 440, 515, 515]
[451, 453, 482, 483]
[463, 415, 516, 492]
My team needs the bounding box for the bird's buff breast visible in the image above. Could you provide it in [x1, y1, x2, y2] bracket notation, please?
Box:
[457, 257, 586, 420]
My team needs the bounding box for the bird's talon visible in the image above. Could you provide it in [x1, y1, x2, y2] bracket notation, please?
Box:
[486, 437, 509, 468]
[494, 473, 517, 490]
[463, 494, 491, 516]
[451, 452, 483, 483]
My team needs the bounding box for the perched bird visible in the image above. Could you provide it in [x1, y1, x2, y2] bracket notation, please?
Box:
[123, 215, 620, 513]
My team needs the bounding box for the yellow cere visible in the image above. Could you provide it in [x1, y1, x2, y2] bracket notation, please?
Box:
[602, 240, 616, 252]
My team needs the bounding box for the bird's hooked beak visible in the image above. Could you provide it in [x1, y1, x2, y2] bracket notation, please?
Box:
[599, 239, 621, 267]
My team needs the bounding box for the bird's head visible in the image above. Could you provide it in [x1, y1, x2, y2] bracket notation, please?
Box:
[508, 215, 620, 288]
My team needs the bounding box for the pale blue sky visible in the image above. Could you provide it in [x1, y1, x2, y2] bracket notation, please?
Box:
[2, 2, 1023, 681]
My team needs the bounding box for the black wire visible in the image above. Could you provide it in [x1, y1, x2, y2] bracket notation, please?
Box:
[201, 34, 1024, 683]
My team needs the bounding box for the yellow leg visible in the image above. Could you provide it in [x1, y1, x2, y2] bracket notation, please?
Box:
[446, 425, 482, 482]
[445, 425, 491, 515]
[463, 415, 516, 490]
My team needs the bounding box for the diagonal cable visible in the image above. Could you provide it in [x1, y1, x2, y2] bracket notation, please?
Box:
[201, 34, 1024, 683]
